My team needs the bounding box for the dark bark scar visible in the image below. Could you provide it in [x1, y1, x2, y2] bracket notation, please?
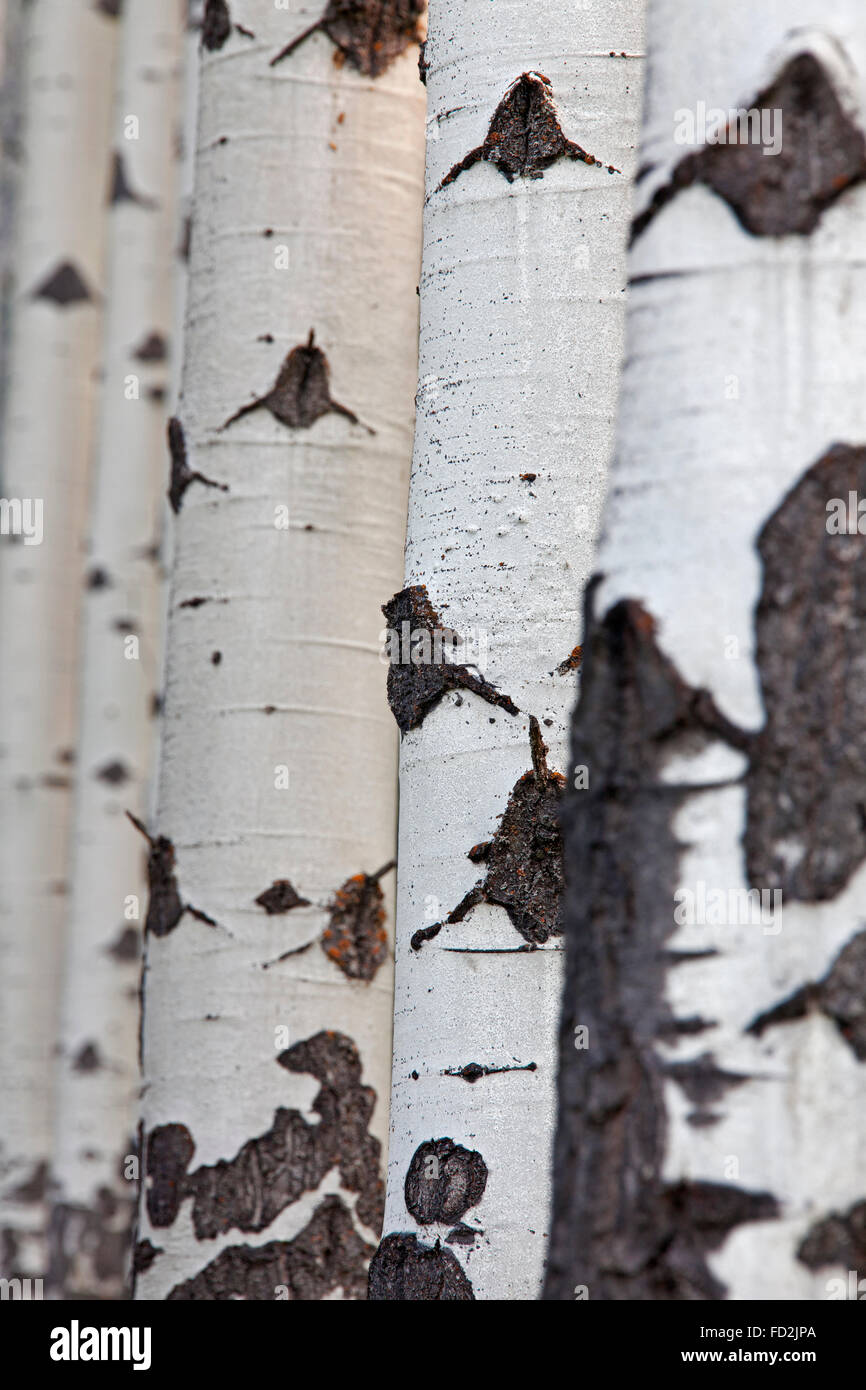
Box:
[798, 1200, 866, 1279]
[109, 151, 158, 208]
[368, 1233, 475, 1300]
[544, 590, 778, 1300]
[270, 1, 425, 79]
[144, 1031, 384, 1239]
[411, 716, 565, 950]
[747, 928, 866, 1060]
[382, 584, 519, 733]
[127, 812, 223, 937]
[32, 261, 92, 307]
[202, 0, 231, 50]
[632, 53, 866, 241]
[167, 416, 228, 514]
[168, 1195, 373, 1299]
[404, 1139, 487, 1225]
[436, 72, 619, 192]
[221, 331, 372, 435]
[746, 443, 866, 901]
[322, 861, 394, 981]
[254, 879, 311, 915]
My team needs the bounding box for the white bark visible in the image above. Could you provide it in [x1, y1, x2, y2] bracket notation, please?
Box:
[579, 0, 866, 1300]
[378, 0, 644, 1299]
[51, 0, 185, 1299]
[134, 1, 424, 1300]
[0, 0, 118, 1282]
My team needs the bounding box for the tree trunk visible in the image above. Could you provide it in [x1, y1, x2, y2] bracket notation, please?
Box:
[133, 0, 425, 1300]
[0, 0, 118, 1286]
[0, 0, 27, 435]
[546, 0, 866, 1301]
[50, 0, 185, 1300]
[370, 0, 644, 1300]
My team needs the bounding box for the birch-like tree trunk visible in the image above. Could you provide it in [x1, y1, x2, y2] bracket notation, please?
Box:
[546, 0, 866, 1301]
[50, 0, 185, 1300]
[133, 0, 425, 1300]
[0, 0, 26, 434]
[0, 0, 118, 1286]
[370, 1, 644, 1301]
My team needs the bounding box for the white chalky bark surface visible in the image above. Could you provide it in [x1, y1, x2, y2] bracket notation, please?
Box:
[135, 1, 424, 1299]
[51, 0, 184, 1298]
[382, 0, 644, 1299]
[0, 0, 118, 1280]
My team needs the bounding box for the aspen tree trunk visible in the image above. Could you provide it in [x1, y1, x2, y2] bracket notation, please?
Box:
[50, 0, 185, 1300]
[133, 0, 424, 1300]
[546, 0, 866, 1301]
[0, 0, 26, 433]
[370, 1, 644, 1301]
[0, 0, 118, 1286]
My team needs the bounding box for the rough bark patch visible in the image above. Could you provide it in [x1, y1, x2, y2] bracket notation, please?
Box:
[254, 879, 311, 915]
[127, 813, 184, 937]
[747, 927, 866, 1060]
[221, 332, 369, 434]
[31, 261, 91, 307]
[367, 1233, 474, 1300]
[321, 862, 393, 981]
[144, 1032, 384, 1239]
[72, 1042, 102, 1073]
[145, 1123, 195, 1227]
[437, 72, 618, 192]
[132, 331, 168, 362]
[168, 1195, 371, 1300]
[109, 151, 157, 208]
[556, 645, 582, 675]
[382, 584, 518, 733]
[665, 1052, 751, 1127]
[404, 1140, 487, 1225]
[411, 717, 564, 949]
[269, 1, 424, 78]
[95, 759, 130, 786]
[443, 1060, 537, 1081]
[544, 592, 775, 1300]
[48, 1184, 136, 1299]
[798, 1200, 866, 1278]
[132, 1238, 162, 1274]
[445, 1224, 477, 1245]
[201, 0, 231, 50]
[167, 416, 227, 514]
[632, 53, 866, 241]
[9, 1161, 49, 1203]
[746, 444, 866, 900]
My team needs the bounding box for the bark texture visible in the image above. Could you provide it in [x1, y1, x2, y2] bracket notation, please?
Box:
[50, 0, 185, 1300]
[546, 1, 866, 1301]
[0, 0, 118, 1286]
[134, 0, 424, 1299]
[376, 0, 644, 1299]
